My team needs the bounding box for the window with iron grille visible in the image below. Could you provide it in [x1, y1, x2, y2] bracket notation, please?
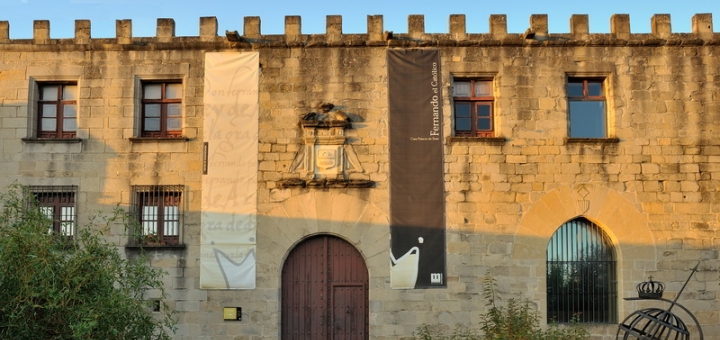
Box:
[37, 83, 78, 138]
[131, 185, 182, 245]
[568, 78, 606, 138]
[141, 81, 183, 138]
[29, 186, 77, 238]
[547, 217, 616, 323]
[453, 79, 494, 137]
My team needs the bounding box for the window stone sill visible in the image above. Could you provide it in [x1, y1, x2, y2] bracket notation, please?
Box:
[129, 137, 190, 143]
[447, 136, 506, 144]
[22, 138, 83, 143]
[565, 137, 620, 144]
[125, 243, 187, 250]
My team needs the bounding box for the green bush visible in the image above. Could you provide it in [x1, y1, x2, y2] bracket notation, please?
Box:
[415, 274, 588, 340]
[415, 324, 480, 340]
[0, 185, 176, 340]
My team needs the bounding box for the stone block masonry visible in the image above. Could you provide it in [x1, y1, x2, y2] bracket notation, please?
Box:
[0, 12, 719, 340]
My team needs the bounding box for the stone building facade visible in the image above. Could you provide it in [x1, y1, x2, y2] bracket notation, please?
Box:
[1, 12, 719, 339]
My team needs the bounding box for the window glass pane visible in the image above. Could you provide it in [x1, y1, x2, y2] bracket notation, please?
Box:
[453, 82, 470, 97]
[165, 83, 182, 99]
[165, 206, 179, 219]
[167, 103, 181, 117]
[143, 221, 158, 235]
[164, 206, 180, 236]
[61, 222, 74, 235]
[41, 86, 58, 101]
[144, 84, 162, 99]
[165, 222, 179, 236]
[42, 104, 57, 118]
[41, 118, 57, 131]
[144, 118, 160, 131]
[567, 82, 584, 97]
[588, 82, 603, 96]
[477, 104, 491, 117]
[475, 81, 492, 96]
[455, 117, 471, 131]
[454, 103, 470, 117]
[40, 206, 54, 219]
[569, 101, 606, 138]
[142, 206, 158, 220]
[145, 104, 161, 117]
[167, 118, 181, 131]
[61, 206, 74, 221]
[142, 206, 158, 235]
[64, 104, 76, 117]
[477, 118, 492, 131]
[63, 117, 77, 131]
[62, 85, 78, 100]
[61, 206, 74, 235]
[63, 118, 77, 132]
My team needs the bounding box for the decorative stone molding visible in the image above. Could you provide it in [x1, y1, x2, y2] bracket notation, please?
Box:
[280, 103, 373, 189]
[576, 185, 590, 214]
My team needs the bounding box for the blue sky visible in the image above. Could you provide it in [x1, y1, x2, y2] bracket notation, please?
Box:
[1, 0, 718, 39]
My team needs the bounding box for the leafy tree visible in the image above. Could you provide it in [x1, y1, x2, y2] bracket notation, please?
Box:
[0, 185, 176, 339]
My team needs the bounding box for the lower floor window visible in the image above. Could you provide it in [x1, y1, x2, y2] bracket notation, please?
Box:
[30, 186, 77, 238]
[131, 185, 182, 245]
[547, 217, 616, 323]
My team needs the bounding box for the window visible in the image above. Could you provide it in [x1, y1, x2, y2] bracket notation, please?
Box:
[453, 79, 494, 137]
[37, 83, 78, 138]
[568, 78, 606, 138]
[131, 185, 182, 245]
[547, 218, 616, 323]
[30, 186, 77, 238]
[141, 82, 182, 138]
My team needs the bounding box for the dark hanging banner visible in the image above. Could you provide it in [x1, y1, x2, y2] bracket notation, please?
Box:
[388, 49, 446, 289]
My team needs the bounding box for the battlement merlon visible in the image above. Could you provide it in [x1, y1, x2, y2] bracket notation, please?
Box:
[0, 14, 716, 46]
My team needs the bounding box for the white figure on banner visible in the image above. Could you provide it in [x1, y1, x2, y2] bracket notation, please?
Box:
[390, 237, 423, 289]
[214, 248, 256, 289]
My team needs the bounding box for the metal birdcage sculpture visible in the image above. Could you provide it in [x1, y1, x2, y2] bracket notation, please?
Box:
[617, 263, 703, 340]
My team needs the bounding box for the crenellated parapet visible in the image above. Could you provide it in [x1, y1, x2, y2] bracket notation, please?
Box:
[0, 14, 717, 49]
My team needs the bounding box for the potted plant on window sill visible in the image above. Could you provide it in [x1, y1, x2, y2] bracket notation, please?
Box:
[143, 233, 161, 246]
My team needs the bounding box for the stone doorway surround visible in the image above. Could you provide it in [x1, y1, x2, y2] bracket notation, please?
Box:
[257, 191, 389, 337]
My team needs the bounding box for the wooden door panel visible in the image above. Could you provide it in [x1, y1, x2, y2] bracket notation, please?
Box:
[282, 235, 368, 340]
[281, 236, 327, 339]
[329, 237, 368, 285]
[332, 285, 366, 340]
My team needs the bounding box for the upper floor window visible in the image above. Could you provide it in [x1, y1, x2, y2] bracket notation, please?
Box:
[547, 217, 616, 323]
[30, 186, 77, 238]
[568, 78, 606, 138]
[37, 83, 77, 138]
[453, 79, 494, 137]
[131, 185, 183, 246]
[141, 82, 182, 138]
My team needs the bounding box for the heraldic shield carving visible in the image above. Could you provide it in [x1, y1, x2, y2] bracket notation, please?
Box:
[281, 103, 373, 189]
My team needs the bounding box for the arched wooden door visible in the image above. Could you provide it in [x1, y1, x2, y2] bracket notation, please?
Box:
[281, 235, 369, 340]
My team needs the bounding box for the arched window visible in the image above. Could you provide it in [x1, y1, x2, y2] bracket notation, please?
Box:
[547, 217, 616, 323]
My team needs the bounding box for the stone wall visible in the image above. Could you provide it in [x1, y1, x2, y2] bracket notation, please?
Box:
[0, 13, 719, 339]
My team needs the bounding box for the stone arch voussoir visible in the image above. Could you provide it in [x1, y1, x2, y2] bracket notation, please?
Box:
[258, 191, 390, 282]
[513, 184, 656, 320]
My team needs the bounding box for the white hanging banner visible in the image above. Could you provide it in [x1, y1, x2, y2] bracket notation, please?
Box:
[200, 52, 259, 289]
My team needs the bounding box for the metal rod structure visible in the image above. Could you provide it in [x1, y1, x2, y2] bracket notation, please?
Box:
[618, 262, 704, 340]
